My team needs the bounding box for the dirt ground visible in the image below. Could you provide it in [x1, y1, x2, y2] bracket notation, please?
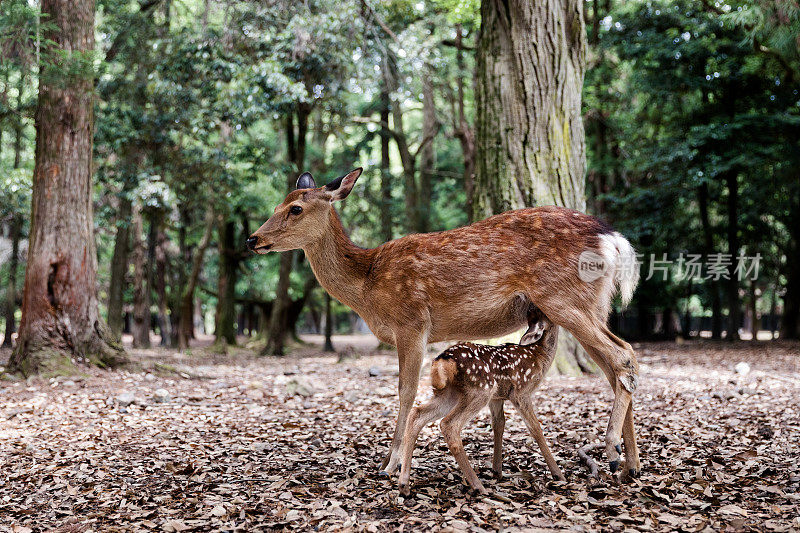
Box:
[1, 337, 799, 532]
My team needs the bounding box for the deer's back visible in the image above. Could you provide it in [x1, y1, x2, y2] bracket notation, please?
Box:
[362, 206, 610, 342]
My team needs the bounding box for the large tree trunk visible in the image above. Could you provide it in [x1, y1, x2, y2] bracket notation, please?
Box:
[474, 0, 588, 374]
[214, 219, 238, 347]
[473, 0, 587, 219]
[6, 0, 126, 375]
[130, 205, 151, 348]
[107, 196, 131, 339]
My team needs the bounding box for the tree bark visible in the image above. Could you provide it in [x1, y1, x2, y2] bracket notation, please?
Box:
[473, 0, 587, 219]
[474, 0, 588, 374]
[107, 196, 131, 340]
[214, 219, 238, 346]
[7, 0, 126, 375]
[130, 204, 151, 348]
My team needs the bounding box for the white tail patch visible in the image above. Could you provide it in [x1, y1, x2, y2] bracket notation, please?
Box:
[598, 232, 640, 308]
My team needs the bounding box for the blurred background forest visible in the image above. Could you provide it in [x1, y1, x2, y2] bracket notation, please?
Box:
[0, 0, 799, 363]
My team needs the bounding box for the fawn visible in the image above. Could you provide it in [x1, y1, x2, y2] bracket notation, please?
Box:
[398, 306, 564, 495]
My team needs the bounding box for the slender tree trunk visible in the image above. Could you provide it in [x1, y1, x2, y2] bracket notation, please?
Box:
[107, 197, 131, 339]
[474, 0, 588, 374]
[2, 217, 21, 348]
[2, 79, 26, 349]
[725, 172, 740, 341]
[780, 189, 800, 339]
[177, 207, 215, 350]
[131, 205, 151, 348]
[155, 218, 171, 346]
[454, 24, 475, 221]
[379, 77, 393, 243]
[473, 0, 587, 218]
[265, 105, 308, 355]
[7, 0, 126, 375]
[12, 70, 25, 169]
[214, 219, 238, 346]
[323, 293, 335, 352]
[749, 280, 758, 340]
[698, 183, 722, 339]
[418, 69, 436, 233]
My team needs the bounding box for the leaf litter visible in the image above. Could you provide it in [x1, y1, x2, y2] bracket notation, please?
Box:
[1, 340, 799, 531]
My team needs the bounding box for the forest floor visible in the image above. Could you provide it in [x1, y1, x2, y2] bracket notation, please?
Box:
[1, 337, 799, 532]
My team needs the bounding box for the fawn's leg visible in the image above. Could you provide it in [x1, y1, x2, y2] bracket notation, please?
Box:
[398, 392, 456, 495]
[381, 330, 427, 475]
[509, 393, 565, 481]
[489, 399, 505, 477]
[440, 391, 493, 494]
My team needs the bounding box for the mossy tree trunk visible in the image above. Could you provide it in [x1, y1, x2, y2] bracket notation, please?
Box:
[214, 219, 239, 347]
[6, 0, 126, 376]
[474, 0, 591, 375]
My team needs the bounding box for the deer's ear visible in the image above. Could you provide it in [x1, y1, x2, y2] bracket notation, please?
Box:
[296, 172, 317, 190]
[324, 167, 362, 201]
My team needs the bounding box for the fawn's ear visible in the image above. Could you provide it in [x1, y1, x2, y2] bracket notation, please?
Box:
[520, 321, 546, 345]
[324, 167, 362, 201]
[296, 172, 317, 189]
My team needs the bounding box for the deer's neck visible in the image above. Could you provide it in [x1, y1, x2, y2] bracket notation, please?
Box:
[303, 207, 374, 313]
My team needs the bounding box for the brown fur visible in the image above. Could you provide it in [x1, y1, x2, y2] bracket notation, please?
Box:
[430, 358, 457, 390]
[249, 168, 642, 479]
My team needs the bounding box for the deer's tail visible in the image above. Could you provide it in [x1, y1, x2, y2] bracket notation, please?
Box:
[598, 231, 640, 309]
[430, 358, 457, 390]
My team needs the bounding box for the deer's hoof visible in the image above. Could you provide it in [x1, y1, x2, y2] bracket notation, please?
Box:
[609, 460, 620, 473]
[399, 484, 410, 496]
[628, 468, 641, 478]
[377, 470, 392, 479]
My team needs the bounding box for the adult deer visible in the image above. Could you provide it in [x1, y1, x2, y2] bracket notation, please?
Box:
[247, 168, 641, 479]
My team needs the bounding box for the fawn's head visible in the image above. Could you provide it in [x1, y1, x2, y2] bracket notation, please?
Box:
[520, 306, 555, 345]
[246, 168, 362, 253]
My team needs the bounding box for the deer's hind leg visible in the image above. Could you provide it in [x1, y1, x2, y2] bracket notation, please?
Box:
[538, 302, 640, 477]
[571, 319, 639, 476]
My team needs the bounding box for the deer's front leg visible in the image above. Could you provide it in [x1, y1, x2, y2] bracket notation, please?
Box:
[380, 330, 426, 475]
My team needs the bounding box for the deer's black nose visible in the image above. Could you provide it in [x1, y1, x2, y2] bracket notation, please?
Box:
[246, 236, 258, 250]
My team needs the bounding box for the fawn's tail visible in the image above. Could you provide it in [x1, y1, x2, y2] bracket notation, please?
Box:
[430, 358, 457, 390]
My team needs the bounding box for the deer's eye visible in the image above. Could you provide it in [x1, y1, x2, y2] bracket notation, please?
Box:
[289, 205, 303, 215]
